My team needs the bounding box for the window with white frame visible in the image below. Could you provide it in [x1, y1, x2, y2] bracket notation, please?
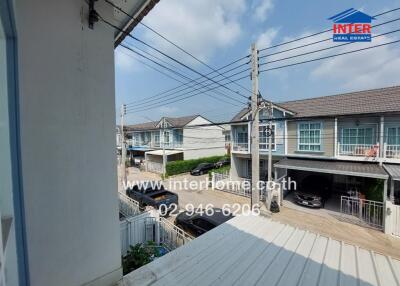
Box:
[175, 129, 183, 145]
[387, 127, 400, 145]
[133, 133, 140, 145]
[259, 124, 275, 150]
[164, 130, 170, 145]
[298, 122, 322, 151]
[237, 132, 248, 144]
[153, 132, 160, 146]
[342, 127, 374, 145]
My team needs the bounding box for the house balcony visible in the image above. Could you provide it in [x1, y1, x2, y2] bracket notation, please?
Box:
[337, 143, 380, 161]
[383, 143, 400, 163]
[232, 142, 249, 153]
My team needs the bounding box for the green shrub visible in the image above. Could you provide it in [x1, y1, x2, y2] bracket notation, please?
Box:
[166, 155, 228, 176]
[122, 241, 161, 275]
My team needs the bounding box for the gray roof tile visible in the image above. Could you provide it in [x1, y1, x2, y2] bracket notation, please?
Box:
[125, 114, 199, 131]
[231, 85, 400, 121]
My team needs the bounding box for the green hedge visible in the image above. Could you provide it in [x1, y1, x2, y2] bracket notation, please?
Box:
[166, 155, 228, 176]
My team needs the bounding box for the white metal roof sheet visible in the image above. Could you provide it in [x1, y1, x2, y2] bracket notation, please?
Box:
[145, 150, 183, 156]
[384, 164, 400, 181]
[123, 215, 400, 286]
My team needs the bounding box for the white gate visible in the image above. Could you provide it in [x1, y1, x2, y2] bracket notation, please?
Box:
[340, 196, 384, 230]
[388, 202, 400, 237]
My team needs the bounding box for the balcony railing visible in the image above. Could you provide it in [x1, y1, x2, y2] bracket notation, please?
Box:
[384, 144, 400, 159]
[232, 142, 249, 152]
[338, 143, 379, 158]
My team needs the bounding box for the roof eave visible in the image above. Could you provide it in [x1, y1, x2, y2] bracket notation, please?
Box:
[114, 0, 159, 48]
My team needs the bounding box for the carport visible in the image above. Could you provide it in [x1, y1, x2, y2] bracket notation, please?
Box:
[145, 150, 183, 173]
[274, 158, 389, 230]
[383, 164, 400, 204]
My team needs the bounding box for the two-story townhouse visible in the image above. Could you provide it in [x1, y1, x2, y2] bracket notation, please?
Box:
[124, 114, 227, 173]
[230, 86, 400, 232]
[230, 102, 296, 180]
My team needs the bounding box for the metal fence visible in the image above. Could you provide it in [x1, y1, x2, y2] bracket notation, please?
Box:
[159, 217, 194, 251]
[211, 172, 278, 204]
[120, 211, 193, 256]
[340, 196, 384, 230]
[385, 144, 400, 159]
[338, 143, 379, 157]
[212, 172, 251, 197]
[119, 191, 141, 218]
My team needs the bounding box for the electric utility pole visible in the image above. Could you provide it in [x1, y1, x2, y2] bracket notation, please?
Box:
[161, 118, 166, 178]
[120, 104, 127, 187]
[250, 43, 260, 207]
[267, 101, 273, 182]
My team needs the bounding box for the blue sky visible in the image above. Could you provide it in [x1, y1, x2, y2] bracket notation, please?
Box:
[115, 0, 400, 124]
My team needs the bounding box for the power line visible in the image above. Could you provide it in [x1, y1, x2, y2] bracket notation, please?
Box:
[258, 7, 400, 52]
[103, 0, 252, 94]
[259, 39, 400, 73]
[118, 49, 186, 83]
[97, 12, 249, 100]
[118, 49, 243, 108]
[259, 28, 400, 67]
[121, 43, 249, 108]
[125, 70, 249, 113]
[124, 55, 249, 107]
[121, 44, 247, 108]
[259, 16, 400, 60]
[125, 60, 250, 107]
[125, 73, 249, 114]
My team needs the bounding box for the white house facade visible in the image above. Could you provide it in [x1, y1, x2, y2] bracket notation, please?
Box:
[125, 115, 227, 173]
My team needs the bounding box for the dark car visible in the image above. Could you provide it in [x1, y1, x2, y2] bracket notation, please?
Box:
[214, 158, 230, 168]
[126, 181, 178, 213]
[175, 208, 234, 237]
[294, 175, 330, 208]
[190, 163, 215, 176]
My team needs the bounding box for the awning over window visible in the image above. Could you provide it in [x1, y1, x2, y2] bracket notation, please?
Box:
[274, 158, 388, 179]
[384, 164, 400, 181]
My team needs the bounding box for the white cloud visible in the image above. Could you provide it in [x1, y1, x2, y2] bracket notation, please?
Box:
[256, 28, 279, 48]
[311, 35, 400, 90]
[158, 106, 178, 114]
[257, 27, 400, 90]
[141, 0, 246, 64]
[252, 0, 274, 22]
[115, 48, 137, 71]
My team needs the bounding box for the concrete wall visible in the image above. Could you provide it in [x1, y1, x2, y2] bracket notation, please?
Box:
[287, 119, 335, 157]
[0, 9, 19, 284]
[183, 116, 225, 159]
[14, 0, 121, 285]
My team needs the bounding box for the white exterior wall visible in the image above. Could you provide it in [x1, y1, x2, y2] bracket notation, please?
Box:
[14, 1, 121, 285]
[183, 116, 225, 159]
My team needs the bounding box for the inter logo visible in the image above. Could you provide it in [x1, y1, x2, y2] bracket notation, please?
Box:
[328, 8, 375, 42]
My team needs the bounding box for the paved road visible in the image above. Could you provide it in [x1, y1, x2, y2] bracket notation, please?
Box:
[126, 167, 250, 210]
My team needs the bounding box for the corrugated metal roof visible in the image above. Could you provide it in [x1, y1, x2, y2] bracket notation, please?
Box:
[113, 0, 160, 47]
[384, 164, 400, 181]
[145, 150, 183, 156]
[123, 215, 400, 286]
[274, 158, 388, 179]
